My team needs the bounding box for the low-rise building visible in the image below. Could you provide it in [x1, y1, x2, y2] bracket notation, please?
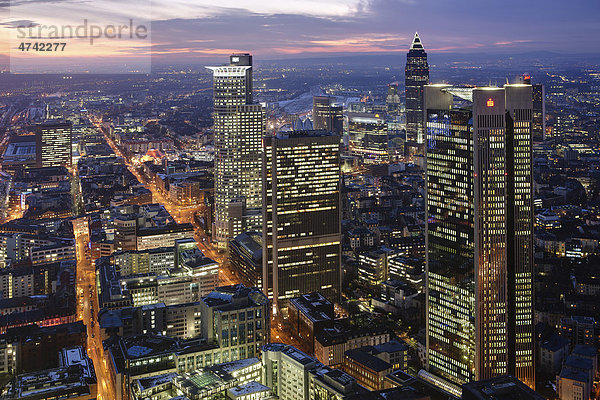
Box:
[128, 356, 262, 400]
[136, 223, 195, 250]
[357, 249, 390, 287]
[114, 247, 175, 276]
[343, 348, 393, 391]
[262, 343, 318, 400]
[538, 334, 570, 375]
[229, 231, 262, 288]
[314, 324, 390, 367]
[289, 292, 334, 353]
[98, 301, 202, 340]
[97, 253, 219, 309]
[3, 345, 97, 400]
[462, 375, 544, 400]
[560, 316, 595, 346]
[200, 284, 270, 361]
[387, 256, 424, 290]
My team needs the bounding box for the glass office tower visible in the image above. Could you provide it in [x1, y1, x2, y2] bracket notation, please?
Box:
[425, 84, 534, 388]
[313, 96, 344, 136]
[347, 112, 389, 164]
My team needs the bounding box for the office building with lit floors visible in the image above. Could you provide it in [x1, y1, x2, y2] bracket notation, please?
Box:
[520, 75, 546, 142]
[36, 120, 72, 168]
[262, 130, 342, 316]
[347, 112, 389, 164]
[313, 96, 344, 136]
[207, 54, 264, 248]
[405, 32, 429, 155]
[424, 84, 535, 389]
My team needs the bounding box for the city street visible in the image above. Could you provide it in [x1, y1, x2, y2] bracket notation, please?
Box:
[95, 118, 241, 287]
[93, 118, 307, 357]
[73, 219, 116, 400]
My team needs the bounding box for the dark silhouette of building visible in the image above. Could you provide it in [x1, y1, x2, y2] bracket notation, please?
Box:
[313, 96, 343, 136]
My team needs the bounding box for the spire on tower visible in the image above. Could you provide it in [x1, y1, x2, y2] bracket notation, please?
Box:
[410, 32, 424, 50]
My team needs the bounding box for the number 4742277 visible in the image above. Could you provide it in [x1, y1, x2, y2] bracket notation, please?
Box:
[18, 42, 66, 51]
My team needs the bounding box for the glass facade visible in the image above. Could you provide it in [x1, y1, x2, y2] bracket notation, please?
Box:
[425, 85, 535, 388]
[505, 85, 535, 387]
[347, 113, 388, 163]
[426, 107, 476, 384]
[313, 96, 343, 136]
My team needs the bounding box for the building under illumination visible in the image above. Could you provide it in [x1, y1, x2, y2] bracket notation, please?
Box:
[532, 83, 546, 142]
[313, 96, 343, 136]
[347, 112, 389, 163]
[405, 32, 429, 155]
[36, 120, 72, 168]
[262, 130, 341, 315]
[207, 54, 265, 248]
[386, 82, 401, 117]
[520, 74, 546, 142]
[425, 84, 535, 388]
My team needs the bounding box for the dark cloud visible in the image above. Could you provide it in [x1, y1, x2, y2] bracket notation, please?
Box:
[0, 19, 39, 28]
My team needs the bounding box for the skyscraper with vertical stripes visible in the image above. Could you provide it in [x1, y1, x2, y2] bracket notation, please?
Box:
[425, 84, 534, 389]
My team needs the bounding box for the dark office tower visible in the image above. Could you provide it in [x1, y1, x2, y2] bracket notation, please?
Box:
[313, 96, 344, 135]
[262, 130, 341, 316]
[425, 84, 534, 389]
[386, 82, 401, 117]
[405, 32, 429, 155]
[36, 120, 72, 168]
[207, 54, 264, 248]
[532, 84, 546, 142]
[520, 75, 545, 142]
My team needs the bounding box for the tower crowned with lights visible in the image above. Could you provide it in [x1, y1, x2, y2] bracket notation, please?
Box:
[405, 32, 429, 155]
[207, 54, 264, 248]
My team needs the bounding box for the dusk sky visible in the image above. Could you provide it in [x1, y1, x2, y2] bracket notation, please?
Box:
[147, 0, 600, 58]
[2, 0, 600, 69]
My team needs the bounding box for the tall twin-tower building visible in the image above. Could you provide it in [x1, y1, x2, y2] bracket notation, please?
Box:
[405, 34, 535, 389]
[425, 84, 535, 388]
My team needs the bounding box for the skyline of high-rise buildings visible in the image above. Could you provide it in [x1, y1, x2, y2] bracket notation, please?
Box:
[2, 21, 590, 397]
[425, 83, 535, 388]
